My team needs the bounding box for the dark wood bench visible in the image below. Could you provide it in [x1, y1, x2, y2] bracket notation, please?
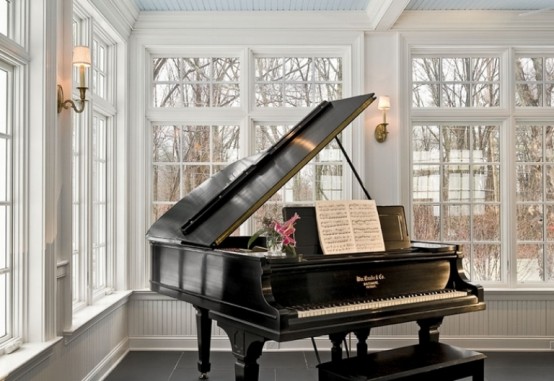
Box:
[318, 342, 486, 381]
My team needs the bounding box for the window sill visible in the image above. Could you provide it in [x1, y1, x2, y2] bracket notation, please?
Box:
[0, 338, 61, 381]
[64, 290, 132, 344]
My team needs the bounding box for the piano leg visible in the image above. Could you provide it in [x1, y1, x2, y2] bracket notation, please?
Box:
[354, 328, 370, 357]
[218, 322, 265, 381]
[417, 317, 444, 344]
[194, 307, 212, 379]
[329, 332, 348, 362]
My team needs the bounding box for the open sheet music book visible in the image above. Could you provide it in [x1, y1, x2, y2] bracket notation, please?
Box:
[315, 200, 385, 254]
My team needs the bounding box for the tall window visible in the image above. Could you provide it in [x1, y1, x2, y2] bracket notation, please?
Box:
[150, 52, 346, 232]
[410, 51, 554, 286]
[72, 14, 116, 308]
[0, 62, 11, 343]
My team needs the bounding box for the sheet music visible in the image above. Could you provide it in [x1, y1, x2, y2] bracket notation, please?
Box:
[315, 200, 385, 254]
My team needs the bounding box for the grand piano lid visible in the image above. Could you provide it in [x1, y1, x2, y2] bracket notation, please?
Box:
[146, 93, 376, 247]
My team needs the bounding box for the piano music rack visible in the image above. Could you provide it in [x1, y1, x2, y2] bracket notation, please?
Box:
[318, 342, 486, 381]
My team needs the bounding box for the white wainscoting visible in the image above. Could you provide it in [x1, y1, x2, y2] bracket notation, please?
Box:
[128, 290, 554, 352]
[7, 301, 129, 381]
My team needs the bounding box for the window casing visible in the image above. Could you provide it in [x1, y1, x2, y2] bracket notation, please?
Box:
[409, 48, 554, 287]
[150, 49, 350, 233]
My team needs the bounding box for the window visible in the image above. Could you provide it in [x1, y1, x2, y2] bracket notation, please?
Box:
[72, 14, 116, 308]
[150, 51, 347, 233]
[0, 62, 11, 343]
[409, 50, 554, 286]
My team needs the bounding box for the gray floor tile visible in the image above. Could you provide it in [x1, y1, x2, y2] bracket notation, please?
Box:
[106, 349, 554, 381]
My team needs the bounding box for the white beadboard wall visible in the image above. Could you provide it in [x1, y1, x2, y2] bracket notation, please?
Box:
[128, 291, 554, 352]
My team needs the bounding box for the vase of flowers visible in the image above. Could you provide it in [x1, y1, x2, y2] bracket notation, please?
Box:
[248, 213, 300, 257]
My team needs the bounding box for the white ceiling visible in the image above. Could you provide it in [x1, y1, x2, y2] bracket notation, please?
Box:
[132, 0, 554, 12]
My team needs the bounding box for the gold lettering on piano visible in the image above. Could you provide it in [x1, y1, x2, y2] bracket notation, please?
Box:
[356, 274, 385, 289]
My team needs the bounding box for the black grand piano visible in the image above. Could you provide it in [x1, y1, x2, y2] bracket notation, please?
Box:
[147, 93, 485, 381]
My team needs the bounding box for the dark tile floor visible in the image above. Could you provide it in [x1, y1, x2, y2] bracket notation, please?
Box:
[104, 348, 554, 381]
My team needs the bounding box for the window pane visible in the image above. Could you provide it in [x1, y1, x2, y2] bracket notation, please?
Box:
[472, 244, 501, 281]
[517, 243, 543, 282]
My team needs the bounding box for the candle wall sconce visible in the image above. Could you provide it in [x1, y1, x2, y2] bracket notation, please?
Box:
[374, 96, 391, 143]
[58, 46, 91, 114]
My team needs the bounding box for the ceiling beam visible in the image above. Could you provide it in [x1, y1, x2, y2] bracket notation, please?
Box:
[366, 0, 411, 30]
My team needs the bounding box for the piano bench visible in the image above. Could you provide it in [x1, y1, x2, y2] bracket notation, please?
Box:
[317, 342, 486, 381]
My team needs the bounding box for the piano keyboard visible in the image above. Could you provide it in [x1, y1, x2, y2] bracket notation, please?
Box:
[294, 289, 469, 318]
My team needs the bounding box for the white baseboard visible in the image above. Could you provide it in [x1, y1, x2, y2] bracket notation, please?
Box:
[128, 335, 554, 352]
[89, 338, 129, 381]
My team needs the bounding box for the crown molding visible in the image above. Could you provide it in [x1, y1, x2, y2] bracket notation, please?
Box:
[133, 11, 375, 31]
[394, 10, 554, 32]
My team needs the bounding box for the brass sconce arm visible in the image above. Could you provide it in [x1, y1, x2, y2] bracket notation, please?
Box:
[57, 45, 91, 114]
[57, 85, 87, 114]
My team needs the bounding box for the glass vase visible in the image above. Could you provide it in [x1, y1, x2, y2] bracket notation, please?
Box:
[266, 235, 285, 257]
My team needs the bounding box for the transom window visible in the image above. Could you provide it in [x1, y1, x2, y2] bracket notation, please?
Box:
[152, 57, 241, 108]
[254, 57, 342, 107]
[515, 56, 554, 107]
[92, 37, 107, 99]
[412, 57, 500, 108]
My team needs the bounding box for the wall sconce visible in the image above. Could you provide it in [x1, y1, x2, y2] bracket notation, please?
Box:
[374, 95, 390, 143]
[57, 45, 91, 114]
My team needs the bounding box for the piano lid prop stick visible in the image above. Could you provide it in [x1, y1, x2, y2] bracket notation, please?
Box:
[334, 136, 372, 200]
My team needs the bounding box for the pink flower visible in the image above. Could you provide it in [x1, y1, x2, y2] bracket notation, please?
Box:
[273, 213, 300, 246]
